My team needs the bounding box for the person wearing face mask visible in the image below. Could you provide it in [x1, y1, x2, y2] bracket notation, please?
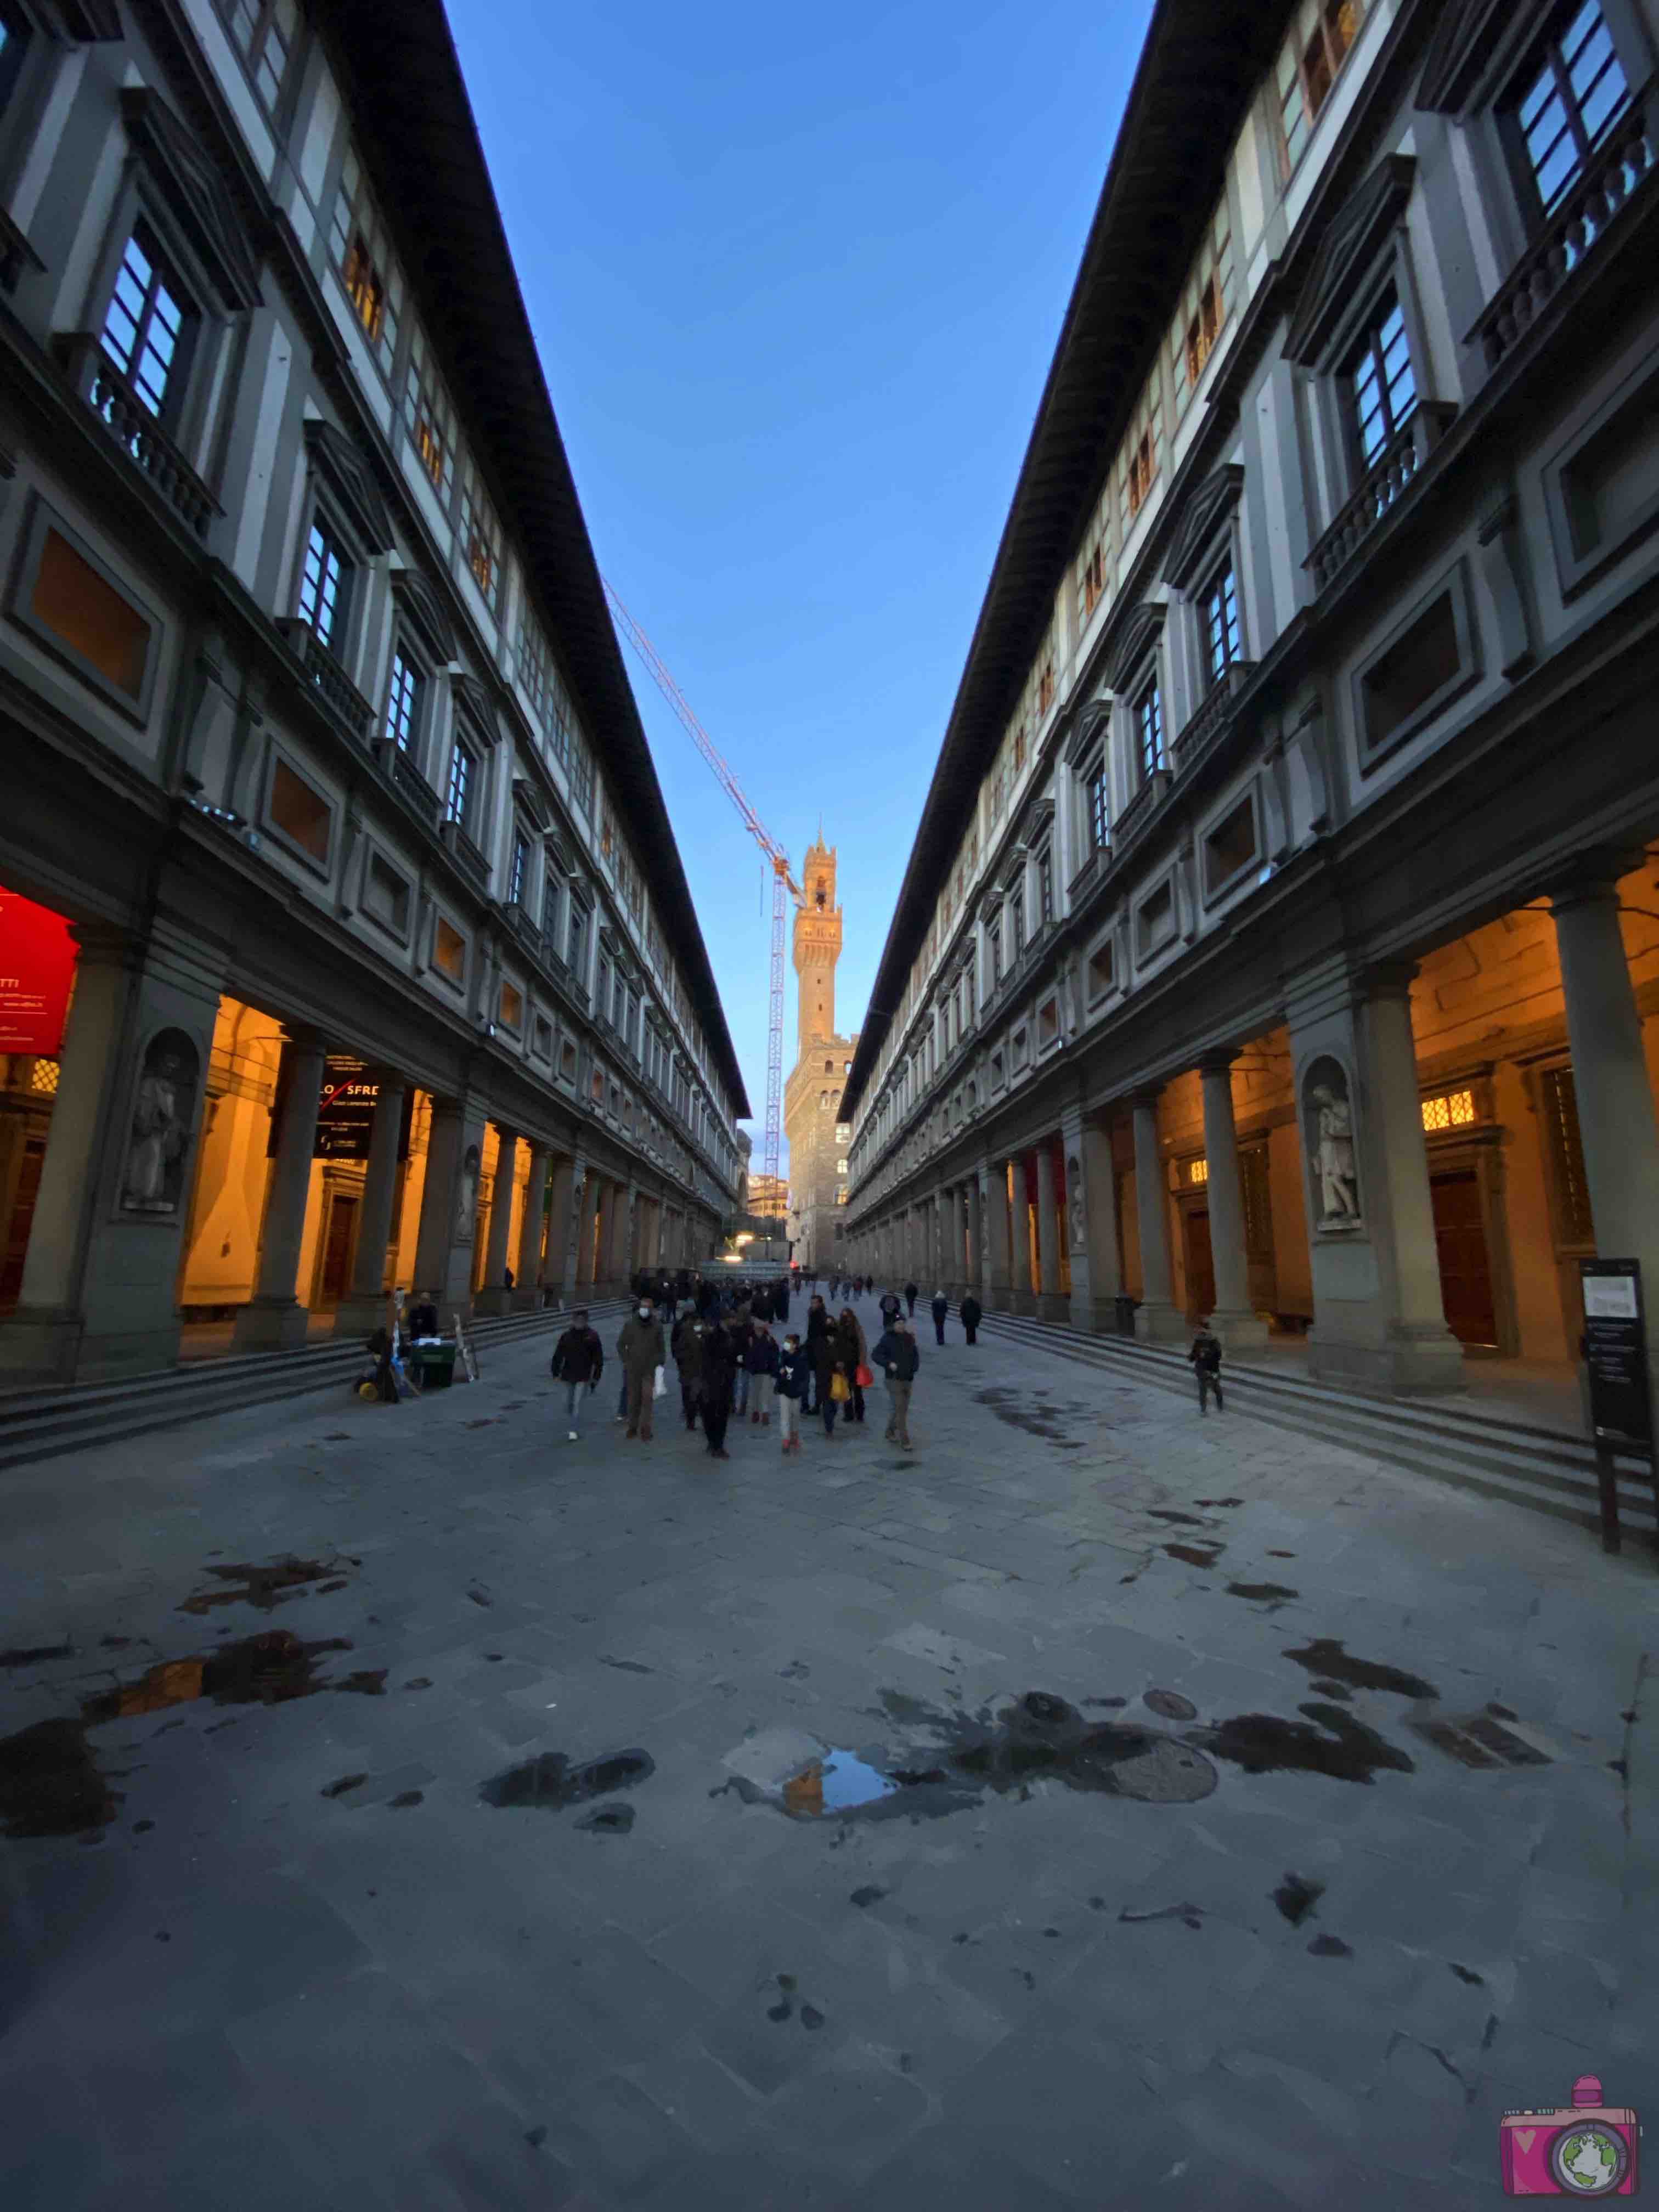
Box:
[673, 1308, 707, 1430]
[776, 1331, 808, 1455]
[616, 1297, 665, 1442]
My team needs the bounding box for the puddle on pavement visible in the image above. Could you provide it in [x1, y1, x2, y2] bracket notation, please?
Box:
[1227, 1582, 1300, 1604]
[1, 1643, 75, 1668]
[1281, 1640, 1440, 1700]
[1273, 1873, 1324, 1926]
[80, 1633, 361, 1721]
[0, 1718, 119, 1838]
[1409, 1714, 1551, 1770]
[1148, 1510, 1207, 1527]
[769, 1689, 1218, 1822]
[177, 1557, 355, 1615]
[575, 1802, 635, 1833]
[1165, 1542, 1224, 1568]
[479, 1747, 654, 1812]
[1191, 1704, 1415, 1785]
[972, 1389, 1078, 1444]
[1195, 1497, 1244, 1509]
[1144, 1690, 1197, 1722]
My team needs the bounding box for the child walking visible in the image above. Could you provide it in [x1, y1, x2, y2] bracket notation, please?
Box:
[1188, 1319, 1224, 1415]
[776, 1331, 808, 1454]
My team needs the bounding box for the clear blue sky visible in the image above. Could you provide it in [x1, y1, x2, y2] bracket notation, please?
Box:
[447, 1, 1153, 1170]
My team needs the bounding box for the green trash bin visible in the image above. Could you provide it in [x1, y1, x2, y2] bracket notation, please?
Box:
[410, 1341, 458, 1391]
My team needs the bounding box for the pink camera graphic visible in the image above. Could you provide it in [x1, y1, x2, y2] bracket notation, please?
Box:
[1500, 2075, 1640, 2196]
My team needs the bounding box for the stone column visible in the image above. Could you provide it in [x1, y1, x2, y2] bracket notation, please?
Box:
[1035, 1143, 1065, 1322]
[546, 1158, 574, 1305]
[234, 1029, 328, 1351]
[1, 917, 225, 1386]
[411, 1094, 488, 1319]
[334, 1073, 407, 1336]
[1009, 1156, 1035, 1316]
[474, 1129, 520, 1315]
[1551, 869, 1659, 1396]
[512, 1141, 551, 1308]
[967, 1175, 984, 1298]
[1199, 1052, 1269, 1352]
[1131, 1088, 1184, 1342]
[1062, 1113, 1121, 1333]
[981, 1160, 1010, 1309]
[951, 1184, 969, 1298]
[577, 1171, 603, 1297]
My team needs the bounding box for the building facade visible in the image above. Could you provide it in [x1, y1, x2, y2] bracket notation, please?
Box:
[0, 0, 746, 1387]
[783, 838, 858, 1271]
[842, 0, 1659, 1404]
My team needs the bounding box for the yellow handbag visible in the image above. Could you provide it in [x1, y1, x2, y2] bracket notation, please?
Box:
[830, 1371, 851, 1404]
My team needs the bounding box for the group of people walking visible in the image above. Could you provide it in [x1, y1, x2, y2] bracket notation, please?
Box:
[549, 1278, 935, 1455]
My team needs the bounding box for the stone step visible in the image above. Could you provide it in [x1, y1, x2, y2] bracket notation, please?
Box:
[0, 1300, 630, 1473]
[974, 1309, 1658, 1543]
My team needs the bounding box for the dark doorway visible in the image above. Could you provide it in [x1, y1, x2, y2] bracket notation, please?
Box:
[1, 1135, 46, 1312]
[1430, 1170, 1497, 1346]
[318, 1195, 358, 1307]
[1183, 1206, 1216, 1322]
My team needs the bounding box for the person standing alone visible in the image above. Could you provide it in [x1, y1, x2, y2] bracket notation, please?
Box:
[873, 1312, 920, 1451]
[617, 1297, 665, 1441]
[960, 1291, 982, 1345]
[701, 1317, 738, 1459]
[776, 1331, 808, 1455]
[1188, 1319, 1224, 1415]
[930, 1290, 949, 1346]
[904, 1280, 919, 1318]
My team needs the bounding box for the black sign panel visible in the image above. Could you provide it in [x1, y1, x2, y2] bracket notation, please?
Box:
[267, 1057, 413, 1162]
[1581, 1259, 1652, 1449]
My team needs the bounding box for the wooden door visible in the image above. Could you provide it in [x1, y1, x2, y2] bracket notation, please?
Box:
[1183, 1206, 1216, 1321]
[1430, 1170, 1497, 1346]
[319, 1195, 357, 1307]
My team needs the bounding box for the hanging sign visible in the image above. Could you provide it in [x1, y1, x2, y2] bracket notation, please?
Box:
[1580, 1259, 1652, 1449]
[313, 1058, 414, 1163]
[0, 889, 78, 1055]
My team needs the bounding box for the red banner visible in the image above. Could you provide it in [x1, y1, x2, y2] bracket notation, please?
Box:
[0, 890, 78, 1056]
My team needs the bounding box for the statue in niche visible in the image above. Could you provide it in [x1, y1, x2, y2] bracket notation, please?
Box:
[456, 1144, 481, 1240]
[121, 1030, 200, 1215]
[1305, 1058, 1361, 1226]
[1068, 1157, 1086, 1249]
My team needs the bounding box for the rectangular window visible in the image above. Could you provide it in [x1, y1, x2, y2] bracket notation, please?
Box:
[1360, 589, 1461, 752]
[1172, 195, 1236, 410]
[1137, 879, 1176, 957]
[499, 981, 523, 1031]
[403, 329, 456, 504]
[384, 647, 421, 753]
[459, 468, 501, 609]
[1347, 292, 1418, 470]
[433, 916, 466, 983]
[1202, 563, 1242, 687]
[328, 150, 400, 379]
[296, 518, 347, 650]
[568, 901, 589, 979]
[989, 917, 1002, 981]
[217, 0, 298, 112]
[1037, 658, 1056, 716]
[1277, 0, 1365, 176]
[509, 832, 528, 906]
[364, 851, 411, 935]
[1037, 847, 1054, 927]
[1513, 2, 1630, 214]
[1081, 539, 1108, 619]
[269, 757, 331, 864]
[445, 736, 475, 828]
[517, 615, 552, 729]
[1539, 1064, 1595, 1243]
[1009, 887, 1025, 958]
[101, 225, 193, 422]
[1203, 793, 1259, 894]
[29, 527, 153, 699]
[1136, 679, 1165, 779]
[1087, 758, 1110, 851]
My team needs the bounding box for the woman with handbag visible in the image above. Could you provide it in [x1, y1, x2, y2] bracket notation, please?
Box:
[812, 1324, 845, 1439]
[836, 1307, 869, 1424]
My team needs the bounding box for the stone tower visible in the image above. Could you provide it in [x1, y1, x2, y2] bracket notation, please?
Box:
[793, 838, 841, 1053]
[783, 834, 857, 1270]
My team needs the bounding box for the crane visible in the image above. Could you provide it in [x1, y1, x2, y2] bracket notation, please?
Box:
[602, 579, 798, 1221]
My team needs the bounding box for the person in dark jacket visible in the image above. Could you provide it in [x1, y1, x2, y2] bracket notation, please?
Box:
[617, 1300, 665, 1441]
[731, 1309, 757, 1418]
[803, 1296, 830, 1415]
[878, 1288, 900, 1330]
[776, 1332, 808, 1454]
[872, 1315, 921, 1450]
[1188, 1321, 1224, 1414]
[406, 1292, 439, 1339]
[550, 1309, 604, 1441]
[744, 1321, 781, 1425]
[701, 1319, 738, 1458]
[960, 1293, 983, 1345]
[674, 1313, 708, 1430]
[904, 1281, 919, 1317]
[930, 1291, 949, 1346]
[836, 1307, 867, 1424]
[811, 1322, 847, 1439]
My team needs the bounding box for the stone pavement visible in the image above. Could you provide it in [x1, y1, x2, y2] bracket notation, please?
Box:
[1, 1293, 1654, 2210]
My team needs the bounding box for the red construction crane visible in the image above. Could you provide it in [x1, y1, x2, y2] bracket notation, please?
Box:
[603, 580, 799, 1218]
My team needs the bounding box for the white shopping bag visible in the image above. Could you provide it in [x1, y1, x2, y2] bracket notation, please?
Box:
[652, 1364, 667, 1398]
